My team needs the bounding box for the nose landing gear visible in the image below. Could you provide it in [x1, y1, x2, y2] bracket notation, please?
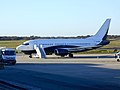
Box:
[29, 54, 32, 58]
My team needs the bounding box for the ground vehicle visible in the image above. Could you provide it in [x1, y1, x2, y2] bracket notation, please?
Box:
[0, 48, 16, 65]
[115, 52, 120, 62]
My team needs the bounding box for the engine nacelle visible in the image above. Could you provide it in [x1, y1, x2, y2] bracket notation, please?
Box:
[54, 49, 68, 56]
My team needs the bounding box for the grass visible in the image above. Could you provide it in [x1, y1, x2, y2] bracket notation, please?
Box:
[0, 40, 25, 49]
[79, 40, 120, 54]
[104, 40, 120, 48]
[0, 40, 119, 54]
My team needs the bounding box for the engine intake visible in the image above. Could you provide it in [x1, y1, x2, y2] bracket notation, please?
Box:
[54, 49, 68, 56]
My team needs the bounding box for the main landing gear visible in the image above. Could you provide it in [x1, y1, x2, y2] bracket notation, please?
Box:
[60, 53, 73, 58]
[69, 53, 73, 58]
[29, 54, 32, 58]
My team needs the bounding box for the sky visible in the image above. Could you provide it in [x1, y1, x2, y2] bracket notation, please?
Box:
[0, 0, 120, 36]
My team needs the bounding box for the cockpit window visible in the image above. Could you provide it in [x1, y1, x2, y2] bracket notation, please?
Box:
[23, 43, 29, 45]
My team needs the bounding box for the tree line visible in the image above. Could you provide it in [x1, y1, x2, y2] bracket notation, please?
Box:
[0, 35, 119, 40]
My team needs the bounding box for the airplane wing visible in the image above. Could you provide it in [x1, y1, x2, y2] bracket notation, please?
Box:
[60, 45, 100, 53]
[67, 45, 101, 52]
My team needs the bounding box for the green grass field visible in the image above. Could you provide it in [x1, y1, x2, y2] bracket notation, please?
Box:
[0, 40, 25, 49]
[0, 40, 119, 53]
[80, 40, 120, 54]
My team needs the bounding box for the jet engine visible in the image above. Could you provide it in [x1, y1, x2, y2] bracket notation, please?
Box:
[54, 49, 68, 57]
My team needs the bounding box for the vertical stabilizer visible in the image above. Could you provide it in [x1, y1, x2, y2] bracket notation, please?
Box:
[89, 19, 111, 41]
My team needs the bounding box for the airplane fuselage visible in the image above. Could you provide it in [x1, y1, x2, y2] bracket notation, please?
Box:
[17, 38, 109, 55]
[16, 19, 111, 58]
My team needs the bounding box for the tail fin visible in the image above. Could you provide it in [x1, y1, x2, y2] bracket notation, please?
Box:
[88, 19, 111, 41]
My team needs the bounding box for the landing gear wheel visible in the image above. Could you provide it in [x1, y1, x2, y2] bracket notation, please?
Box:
[29, 54, 32, 58]
[117, 59, 120, 62]
[12, 62, 16, 65]
[69, 53, 73, 58]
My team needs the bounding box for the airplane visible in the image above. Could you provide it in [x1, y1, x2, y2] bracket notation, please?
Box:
[16, 19, 111, 58]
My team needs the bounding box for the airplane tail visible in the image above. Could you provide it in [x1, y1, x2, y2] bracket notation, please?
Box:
[89, 19, 111, 41]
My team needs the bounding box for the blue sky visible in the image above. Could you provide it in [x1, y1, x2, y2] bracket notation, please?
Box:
[0, 0, 120, 36]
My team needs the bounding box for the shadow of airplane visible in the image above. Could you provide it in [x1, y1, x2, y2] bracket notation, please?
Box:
[0, 63, 120, 90]
[46, 54, 115, 59]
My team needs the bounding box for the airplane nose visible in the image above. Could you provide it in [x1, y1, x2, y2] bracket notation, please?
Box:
[16, 45, 23, 51]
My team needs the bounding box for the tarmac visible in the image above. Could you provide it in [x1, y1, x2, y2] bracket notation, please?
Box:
[0, 54, 120, 90]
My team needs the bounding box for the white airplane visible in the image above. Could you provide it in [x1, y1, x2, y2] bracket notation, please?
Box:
[16, 19, 111, 58]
